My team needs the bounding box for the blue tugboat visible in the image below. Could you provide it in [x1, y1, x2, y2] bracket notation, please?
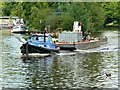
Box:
[20, 33, 60, 55]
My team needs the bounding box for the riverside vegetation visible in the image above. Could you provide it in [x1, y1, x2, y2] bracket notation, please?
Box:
[1, 2, 120, 33]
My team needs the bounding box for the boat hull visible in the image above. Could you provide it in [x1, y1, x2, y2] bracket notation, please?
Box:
[11, 30, 29, 34]
[20, 43, 59, 55]
[11, 25, 28, 34]
[56, 37, 107, 50]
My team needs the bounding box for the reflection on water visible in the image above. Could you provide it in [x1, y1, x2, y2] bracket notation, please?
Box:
[0, 30, 119, 89]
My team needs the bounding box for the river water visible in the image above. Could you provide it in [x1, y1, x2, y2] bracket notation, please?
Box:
[0, 29, 119, 89]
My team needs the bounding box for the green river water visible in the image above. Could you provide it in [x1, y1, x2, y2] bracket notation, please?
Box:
[0, 29, 119, 89]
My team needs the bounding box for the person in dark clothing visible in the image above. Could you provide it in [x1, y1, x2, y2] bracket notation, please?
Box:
[80, 21, 85, 37]
[80, 21, 86, 41]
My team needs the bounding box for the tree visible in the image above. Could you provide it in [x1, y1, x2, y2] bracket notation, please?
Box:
[11, 2, 24, 18]
[101, 2, 119, 26]
[86, 2, 105, 32]
[2, 2, 18, 16]
[2, 2, 118, 31]
[0, 2, 5, 16]
[29, 3, 52, 31]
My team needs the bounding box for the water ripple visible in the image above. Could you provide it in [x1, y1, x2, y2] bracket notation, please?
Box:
[1, 30, 118, 89]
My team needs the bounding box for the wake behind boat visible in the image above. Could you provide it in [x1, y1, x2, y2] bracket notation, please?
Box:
[20, 33, 60, 55]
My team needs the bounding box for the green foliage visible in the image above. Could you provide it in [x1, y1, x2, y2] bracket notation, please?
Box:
[0, 2, 4, 15]
[101, 2, 119, 25]
[11, 2, 25, 18]
[2, 2, 119, 32]
[2, 2, 18, 16]
[86, 3, 105, 32]
[59, 13, 73, 31]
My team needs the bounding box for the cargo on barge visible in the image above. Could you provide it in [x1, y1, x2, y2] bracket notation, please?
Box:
[55, 21, 107, 50]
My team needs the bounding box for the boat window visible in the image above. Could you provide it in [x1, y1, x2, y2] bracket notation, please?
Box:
[31, 37, 35, 41]
[38, 36, 48, 41]
[46, 37, 48, 41]
[38, 37, 43, 41]
[48, 36, 52, 41]
[36, 36, 39, 40]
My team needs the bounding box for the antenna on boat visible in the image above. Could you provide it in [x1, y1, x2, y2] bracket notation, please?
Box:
[44, 29, 47, 44]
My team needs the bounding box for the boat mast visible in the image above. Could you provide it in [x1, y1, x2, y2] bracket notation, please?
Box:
[44, 30, 46, 43]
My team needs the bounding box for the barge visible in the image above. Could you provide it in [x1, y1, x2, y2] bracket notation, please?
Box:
[55, 21, 107, 50]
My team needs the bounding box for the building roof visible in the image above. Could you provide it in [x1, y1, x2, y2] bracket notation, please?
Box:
[0, 16, 19, 19]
